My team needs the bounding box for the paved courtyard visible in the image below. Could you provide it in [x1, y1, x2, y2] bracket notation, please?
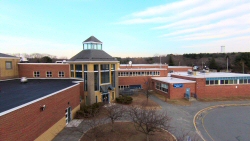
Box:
[53, 95, 250, 141]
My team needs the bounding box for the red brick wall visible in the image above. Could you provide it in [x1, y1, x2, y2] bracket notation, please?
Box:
[18, 64, 70, 78]
[152, 80, 170, 99]
[169, 83, 195, 99]
[152, 79, 195, 100]
[120, 65, 168, 69]
[119, 70, 168, 89]
[119, 76, 151, 89]
[169, 67, 192, 72]
[0, 83, 82, 141]
[171, 74, 250, 99]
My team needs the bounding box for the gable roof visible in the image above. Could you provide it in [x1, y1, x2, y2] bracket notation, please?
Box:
[0, 53, 18, 58]
[83, 36, 102, 43]
[69, 49, 117, 62]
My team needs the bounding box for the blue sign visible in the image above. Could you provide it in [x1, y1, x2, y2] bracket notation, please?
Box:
[173, 83, 183, 88]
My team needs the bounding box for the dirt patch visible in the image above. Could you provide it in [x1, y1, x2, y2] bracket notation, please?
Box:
[131, 93, 161, 109]
[152, 92, 191, 106]
[81, 122, 176, 141]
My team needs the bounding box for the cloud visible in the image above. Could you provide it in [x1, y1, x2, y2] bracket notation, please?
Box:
[131, 0, 202, 17]
[0, 35, 78, 58]
[152, 3, 250, 30]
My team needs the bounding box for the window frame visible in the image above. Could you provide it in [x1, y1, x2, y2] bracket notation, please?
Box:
[34, 71, 40, 77]
[5, 61, 12, 70]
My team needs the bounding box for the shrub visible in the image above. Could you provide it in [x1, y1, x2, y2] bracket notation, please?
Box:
[116, 96, 133, 104]
[78, 102, 105, 118]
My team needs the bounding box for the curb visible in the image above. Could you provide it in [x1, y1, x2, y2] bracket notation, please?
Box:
[193, 103, 250, 141]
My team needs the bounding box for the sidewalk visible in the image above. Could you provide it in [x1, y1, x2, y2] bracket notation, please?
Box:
[52, 95, 250, 141]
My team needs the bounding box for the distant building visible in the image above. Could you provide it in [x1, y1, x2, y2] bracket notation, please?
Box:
[0, 53, 19, 80]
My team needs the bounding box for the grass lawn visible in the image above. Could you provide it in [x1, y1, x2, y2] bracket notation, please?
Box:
[81, 122, 176, 141]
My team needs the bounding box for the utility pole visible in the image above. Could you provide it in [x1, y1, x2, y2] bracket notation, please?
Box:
[242, 61, 244, 74]
[160, 56, 161, 68]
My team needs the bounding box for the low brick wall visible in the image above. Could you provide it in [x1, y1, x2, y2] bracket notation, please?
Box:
[0, 83, 82, 141]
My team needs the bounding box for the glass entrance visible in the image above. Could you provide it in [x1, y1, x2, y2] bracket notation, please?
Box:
[102, 93, 109, 103]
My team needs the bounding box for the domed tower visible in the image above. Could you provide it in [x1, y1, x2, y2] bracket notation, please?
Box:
[68, 36, 119, 105]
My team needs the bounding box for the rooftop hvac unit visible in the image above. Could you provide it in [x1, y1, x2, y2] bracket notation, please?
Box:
[187, 69, 193, 75]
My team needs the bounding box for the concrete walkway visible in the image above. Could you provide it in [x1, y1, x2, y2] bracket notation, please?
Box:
[53, 95, 250, 141]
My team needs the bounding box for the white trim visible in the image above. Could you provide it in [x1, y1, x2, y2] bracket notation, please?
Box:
[18, 63, 69, 65]
[67, 61, 119, 63]
[0, 57, 19, 59]
[0, 83, 80, 116]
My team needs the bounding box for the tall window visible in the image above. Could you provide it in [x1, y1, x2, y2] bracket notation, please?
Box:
[5, 61, 12, 70]
[34, 71, 40, 77]
[101, 72, 110, 83]
[59, 71, 65, 77]
[94, 64, 99, 91]
[46, 71, 52, 77]
[70, 64, 74, 77]
[75, 64, 82, 78]
[101, 64, 110, 84]
[84, 65, 88, 91]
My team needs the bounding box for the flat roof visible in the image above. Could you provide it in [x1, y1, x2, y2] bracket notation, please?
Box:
[118, 68, 167, 71]
[0, 79, 80, 114]
[171, 72, 250, 78]
[168, 66, 192, 68]
[152, 77, 196, 83]
[120, 64, 168, 66]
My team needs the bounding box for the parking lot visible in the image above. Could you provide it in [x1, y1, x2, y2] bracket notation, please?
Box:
[200, 106, 250, 141]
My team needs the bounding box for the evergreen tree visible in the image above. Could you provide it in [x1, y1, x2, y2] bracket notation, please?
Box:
[209, 57, 217, 69]
[168, 55, 175, 66]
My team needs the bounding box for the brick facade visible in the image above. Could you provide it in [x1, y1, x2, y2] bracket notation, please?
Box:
[168, 67, 192, 72]
[0, 82, 83, 141]
[18, 64, 70, 78]
[152, 79, 195, 100]
[119, 69, 168, 89]
[171, 74, 250, 99]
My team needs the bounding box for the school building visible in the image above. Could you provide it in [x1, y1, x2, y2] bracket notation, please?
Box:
[1, 36, 250, 141]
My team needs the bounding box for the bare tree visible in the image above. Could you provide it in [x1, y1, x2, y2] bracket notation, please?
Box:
[129, 106, 171, 141]
[143, 77, 152, 103]
[176, 129, 200, 141]
[82, 118, 107, 141]
[104, 103, 125, 132]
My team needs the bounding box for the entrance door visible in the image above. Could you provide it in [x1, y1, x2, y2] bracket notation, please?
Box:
[66, 107, 72, 125]
[186, 88, 190, 98]
[102, 93, 109, 103]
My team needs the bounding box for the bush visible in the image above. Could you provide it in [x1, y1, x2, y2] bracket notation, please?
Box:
[77, 102, 104, 118]
[116, 96, 133, 104]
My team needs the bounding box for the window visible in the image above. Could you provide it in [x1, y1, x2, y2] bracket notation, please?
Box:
[46, 71, 52, 77]
[112, 92, 115, 100]
[5, 61, 12, 69]
[101, 71, 110, 83]
[206, 80, 209, 85]
[111, 64, 115, 70]
[101, 64, 109, 70]
[34, 71, 40, 77]
[59, 71, 65, 77]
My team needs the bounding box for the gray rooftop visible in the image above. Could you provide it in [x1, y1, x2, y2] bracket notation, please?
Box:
[69, 49, 117, 62]
[172, 72, 250, 78]
[152, 77, 196, 84]
[0, 53, 18, 58]
[83, 36, 102, 43]
[0, 79, 80, 114]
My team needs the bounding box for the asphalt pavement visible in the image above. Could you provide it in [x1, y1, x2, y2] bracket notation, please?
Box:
[53, 95, 250, 141]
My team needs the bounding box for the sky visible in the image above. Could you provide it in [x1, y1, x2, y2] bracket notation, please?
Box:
[0, 0, 250, 59]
